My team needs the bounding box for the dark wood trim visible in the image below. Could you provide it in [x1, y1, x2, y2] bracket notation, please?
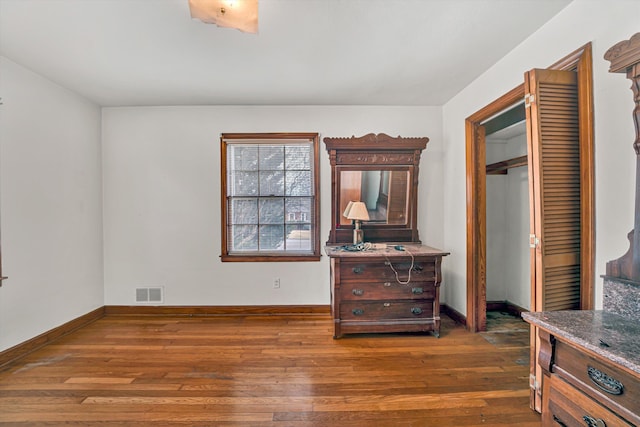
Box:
[0, 306, 105, 368]
[466, 43, 595, 332]
[486, 300, 528, 318]
[466, 85, 524, 333]
[220, 254, 322, 262]
[105, 305, 331, 317]
[440, 303, 466, 326]
[568, 43, 596, 310]
[486, 155, 528, 175]
[220, 132, 321, 262]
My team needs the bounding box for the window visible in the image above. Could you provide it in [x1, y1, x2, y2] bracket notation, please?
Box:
[221, 133, 320, 262]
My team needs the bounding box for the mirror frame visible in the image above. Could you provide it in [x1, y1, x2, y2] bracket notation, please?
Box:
[324, 133, 429, 244]
[337, 168, 411, 226]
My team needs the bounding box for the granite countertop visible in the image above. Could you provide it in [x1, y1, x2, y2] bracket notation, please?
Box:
[522, 310, 640, 376]
[324, 243, 449, 258]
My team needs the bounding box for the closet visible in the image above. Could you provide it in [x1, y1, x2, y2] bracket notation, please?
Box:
[484, 103, 530, 317]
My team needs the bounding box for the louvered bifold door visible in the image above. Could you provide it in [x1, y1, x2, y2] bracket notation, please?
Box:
[525, 68, 581, 413]
[525, 68, 581, 313]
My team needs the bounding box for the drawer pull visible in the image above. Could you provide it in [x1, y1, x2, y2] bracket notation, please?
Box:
[352, 289, 364, 296]
[352, 308, 364, 316]
[383, 282, 392, 287]
[412, 265, 424, 271]
[352, 267, 363, 274]
[411, 287, 424, 295]
[411, 307, 423, 315]
[383, 303, 391, 307]
[587, 366, 624, 395]
[552, 415, 568, 427]
[582, 415, 606, 427]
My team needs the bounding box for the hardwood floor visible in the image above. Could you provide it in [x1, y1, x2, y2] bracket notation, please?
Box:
[0, 312, 540, 426]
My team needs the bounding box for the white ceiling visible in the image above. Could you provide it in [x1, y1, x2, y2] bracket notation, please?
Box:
[0, 0, 572, 107]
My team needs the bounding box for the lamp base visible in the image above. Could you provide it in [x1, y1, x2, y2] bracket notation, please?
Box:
[353, 229, 364, 245]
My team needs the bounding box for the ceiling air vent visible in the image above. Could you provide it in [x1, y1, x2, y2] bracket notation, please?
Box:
[135, 287, 164, 304]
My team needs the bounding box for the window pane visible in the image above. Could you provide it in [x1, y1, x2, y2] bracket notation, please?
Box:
[285, 224, 311, 251]
[285, 145, 310, 169]
[259, 198, 284, 224]
[285, 198, 311, 224]
[259, 146, 284, 170]
[259, 225, 284, 250]
[230, 145, 259, 171]
[230, 171, 259, 196]
[231, 198, 258, 224]
[286, 170, 311, 196]
[231, 225, 258, 251]
[259, 170, 284, 196]
[222, 133, 319, 260]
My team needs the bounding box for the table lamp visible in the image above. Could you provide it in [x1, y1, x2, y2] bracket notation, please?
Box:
[344, 201, 370, 244]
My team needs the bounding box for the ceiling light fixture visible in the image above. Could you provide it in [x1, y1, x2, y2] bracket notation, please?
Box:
[188, 0, 258, 34]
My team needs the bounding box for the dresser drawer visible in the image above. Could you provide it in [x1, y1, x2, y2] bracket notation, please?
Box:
[545, 375, 632, 427]
[340, 300, 434, 321]
[339, 281, 435, 301]
[339, 258, 436, 283]
[554, 341, 640, 419]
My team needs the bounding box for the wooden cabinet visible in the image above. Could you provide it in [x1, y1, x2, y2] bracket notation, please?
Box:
[327, 244, 448, 338]
[523, 311, 640, 427]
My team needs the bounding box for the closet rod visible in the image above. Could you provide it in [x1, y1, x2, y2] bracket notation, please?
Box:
[486, 155, 528, 175]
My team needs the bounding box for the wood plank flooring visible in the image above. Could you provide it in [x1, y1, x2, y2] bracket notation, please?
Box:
[0, 312, 540, 426]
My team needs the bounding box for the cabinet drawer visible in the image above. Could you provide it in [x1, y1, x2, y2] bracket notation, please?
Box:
[340, 300, 434, 321]
[339, 259, 436, 283]
[546, 375, 632, 427]
[554, 341, 640, 417]
[340, 282, 435, 301]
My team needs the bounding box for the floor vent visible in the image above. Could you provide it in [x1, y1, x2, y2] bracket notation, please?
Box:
[135, 287, 164, 304]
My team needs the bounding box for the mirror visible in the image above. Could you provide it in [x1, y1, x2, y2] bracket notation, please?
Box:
[324, 133, 428, 244]
[339, 170, 409, 225]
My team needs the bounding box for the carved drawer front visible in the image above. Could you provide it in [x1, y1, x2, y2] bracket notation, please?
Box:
[340, 300, 434, 321]
[554, 341, 640, 417]
[339, 259, 436, 283]
[340, 282, 435, 301]
[546, 375, 632, 427]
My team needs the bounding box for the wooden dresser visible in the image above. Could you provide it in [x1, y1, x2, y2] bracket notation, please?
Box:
[326, 244, 449, 339]
[523, 311, 640, 427]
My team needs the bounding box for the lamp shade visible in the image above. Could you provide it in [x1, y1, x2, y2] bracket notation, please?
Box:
[189, 0, 258, 33]
[343, 201, 355, 218]
[345, 201, 369, 221]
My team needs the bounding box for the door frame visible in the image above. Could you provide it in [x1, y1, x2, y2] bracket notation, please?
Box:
[465, 43, 595, 332]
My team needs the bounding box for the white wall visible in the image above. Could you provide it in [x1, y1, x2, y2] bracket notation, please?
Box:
[102, 106, 443, 306]
[0, 57, 103, 352]
[504, 133, 530, 309]
[485, 131, 530, 309]
[486, 142, 508, 301]
[442, 0, 640, 315]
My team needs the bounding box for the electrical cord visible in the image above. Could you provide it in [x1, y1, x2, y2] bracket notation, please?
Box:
[384, 247, 414, 285]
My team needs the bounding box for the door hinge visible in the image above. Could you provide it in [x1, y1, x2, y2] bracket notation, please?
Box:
[529, 234, 540, 248]
[530, 374, 540, 394]
[524, 93, 535, 108]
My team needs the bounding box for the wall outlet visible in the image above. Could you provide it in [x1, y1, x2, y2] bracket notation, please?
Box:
[273, 278, 280, 289]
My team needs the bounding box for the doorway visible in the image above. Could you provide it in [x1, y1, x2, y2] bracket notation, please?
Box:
[484, 108, 529, 328]
[465, 43, 595, 333]
[465, 43, 595, 412]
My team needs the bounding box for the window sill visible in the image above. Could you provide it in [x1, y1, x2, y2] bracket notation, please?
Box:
[220, 254, 321, 262]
